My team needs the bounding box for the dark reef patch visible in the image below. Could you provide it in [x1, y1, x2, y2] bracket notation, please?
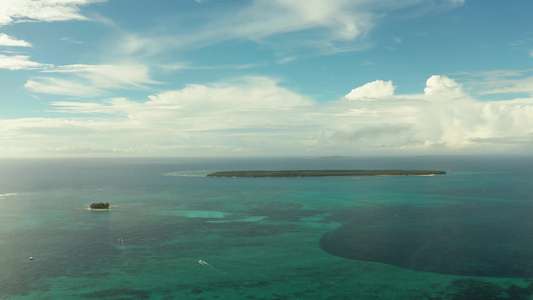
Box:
[80, 288, 150, 298]
[442, 279, 533, 300]
[320, 203, 533, 277]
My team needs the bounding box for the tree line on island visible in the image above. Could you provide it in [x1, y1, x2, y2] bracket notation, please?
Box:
[90, 202, 110, 209]
[207, 170, 446, 177]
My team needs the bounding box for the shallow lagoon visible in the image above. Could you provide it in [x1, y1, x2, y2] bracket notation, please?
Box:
[1, 156, 533, 299]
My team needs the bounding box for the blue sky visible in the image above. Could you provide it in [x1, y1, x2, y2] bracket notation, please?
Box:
[1, 0, 533, 157]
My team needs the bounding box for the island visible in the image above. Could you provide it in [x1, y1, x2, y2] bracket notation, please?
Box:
[206, 170, 446, 177]
[90, 202, 110, 209]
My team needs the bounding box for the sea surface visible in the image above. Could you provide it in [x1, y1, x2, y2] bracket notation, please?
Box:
[1, 156, 533, 299]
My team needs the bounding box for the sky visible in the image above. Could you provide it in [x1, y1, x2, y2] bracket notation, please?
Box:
[1, 0, 533, 157]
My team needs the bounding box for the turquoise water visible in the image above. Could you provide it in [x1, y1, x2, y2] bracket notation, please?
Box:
[1, 156, 533, 299]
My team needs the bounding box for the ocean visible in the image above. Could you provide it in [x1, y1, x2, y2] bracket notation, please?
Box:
[1, 156, 533, 299]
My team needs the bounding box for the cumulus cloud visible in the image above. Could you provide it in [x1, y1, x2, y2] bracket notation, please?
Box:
[1, 77, 317, 156]
[0, 33, 32, 47]
[51, 77, 313, 117]
[0, 0, 106, 26]
[344, 80, 396, 100]
[424, 75, 465, 97]
[0, 54, 52, 70]
[25, 64, 156, 96]
[329, 124, 416, 150]
[0, 117, 141, 156]
[54, 75, 533, 154]
[4, 74, 533, 157]
[336, 75, 533, 153]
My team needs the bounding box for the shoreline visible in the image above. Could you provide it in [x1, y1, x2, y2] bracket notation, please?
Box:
[207, 170, 446, 178]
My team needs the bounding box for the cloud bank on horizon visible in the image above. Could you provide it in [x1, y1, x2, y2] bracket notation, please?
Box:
[1, 0, 533, 157]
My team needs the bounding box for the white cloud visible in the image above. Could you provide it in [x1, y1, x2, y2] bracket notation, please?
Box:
[276, 56, 298, 64]
[25, 64, 156, 96]
[4, 74, 533, 157]
[227, 0, 463, 43]
[345, 80, 396, 100]
[0, 117, 142, 156]
[120, 0, 464, 55]
[477, 77, 533, 96]
[51, 77, 313, 116]
[339, 75, 533, 153]
[235, 0, 367, 41]
[455, 70, 533, 97]
[424, 75, 465, 97]
[25, 78, 100, 97]
[0, 0, 106, 26]
[158, 62, 261, 71]
[0, 33, 32, 47]
[0, 77, 316, 156]
[0, 54, 52, 70]
[59, 37, 84, 45]
[118, 34, 159, 56]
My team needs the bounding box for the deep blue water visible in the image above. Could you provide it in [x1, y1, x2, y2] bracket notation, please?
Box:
[1, 156, 533, 299]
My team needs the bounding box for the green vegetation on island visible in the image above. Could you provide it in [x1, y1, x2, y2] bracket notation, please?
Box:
[90, 202, 110, 209]
[207, 170, 446, 177]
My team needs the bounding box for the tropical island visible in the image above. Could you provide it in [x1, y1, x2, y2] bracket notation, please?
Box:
[206, 170, 446, 177]
[90, 202, 110, 209]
